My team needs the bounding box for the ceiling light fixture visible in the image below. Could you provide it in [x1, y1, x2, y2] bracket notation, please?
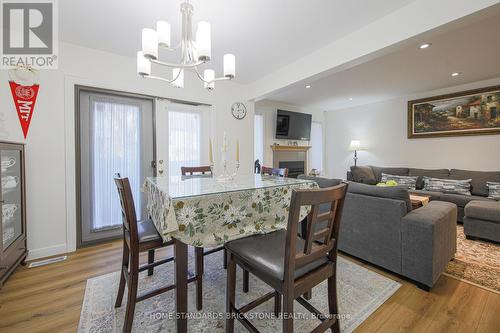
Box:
[137, 1, 235, 90]
[419, 43, 431, 49]
[305, 85, 311, 89]
[348, 97, 353, 101]
[451, 72, 461, 77]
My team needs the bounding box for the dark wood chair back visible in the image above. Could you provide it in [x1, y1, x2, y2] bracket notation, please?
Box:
[181, 166, 212, 175]
[114, 174, 139, 250]
[284, 183, 348, 272]
[261, 166, 288, 177]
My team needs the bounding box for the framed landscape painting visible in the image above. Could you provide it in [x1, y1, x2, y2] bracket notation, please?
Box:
[408, 85, 500, 138]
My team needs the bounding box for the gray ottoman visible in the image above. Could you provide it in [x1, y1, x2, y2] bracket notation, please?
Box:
[463, 201, 500, 243]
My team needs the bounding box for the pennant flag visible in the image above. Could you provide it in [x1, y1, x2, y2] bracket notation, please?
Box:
[9, 81, 40, 139]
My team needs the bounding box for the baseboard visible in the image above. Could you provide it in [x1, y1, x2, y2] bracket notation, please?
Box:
[27, 243, 68, 261]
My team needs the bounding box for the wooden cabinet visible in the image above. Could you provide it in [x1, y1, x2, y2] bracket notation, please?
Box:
[0, 142, 26, 288]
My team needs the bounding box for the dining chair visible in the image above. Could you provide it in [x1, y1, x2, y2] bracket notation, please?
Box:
[225, 183, 348, 333]
[114, 174, 204, 333]
[241, 166, 289, 292]
[181, 165, 212, 175]
[261, 166, 289, 177]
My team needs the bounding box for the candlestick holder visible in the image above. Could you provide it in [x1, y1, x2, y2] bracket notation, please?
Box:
[210, 160, 240, 182]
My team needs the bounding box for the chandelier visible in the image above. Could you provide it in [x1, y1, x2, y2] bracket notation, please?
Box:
[136, 1, 235, 90]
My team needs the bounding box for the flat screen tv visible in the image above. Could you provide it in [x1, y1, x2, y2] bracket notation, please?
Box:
[275, 110, 312, 140]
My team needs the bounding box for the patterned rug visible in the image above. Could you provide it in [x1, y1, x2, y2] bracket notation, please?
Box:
[445, 226, 500, 292]
[78, 251, 400, 332]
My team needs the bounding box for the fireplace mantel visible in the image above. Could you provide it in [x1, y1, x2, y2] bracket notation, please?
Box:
[270, 145, 311, 152]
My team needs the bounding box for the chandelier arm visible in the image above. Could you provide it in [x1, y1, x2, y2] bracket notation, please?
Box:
[193, 67, 233, 84]
[150, 58, 206, 69]
[142, 68, 182, 84]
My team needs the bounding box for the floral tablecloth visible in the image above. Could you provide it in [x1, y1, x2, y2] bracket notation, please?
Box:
[143, 175, 318, 247]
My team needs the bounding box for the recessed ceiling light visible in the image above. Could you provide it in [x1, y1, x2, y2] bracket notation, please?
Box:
[419, 43, 431, 49]
[451, 72, 461, 77]
[348, 97, 353, 101]
[305, 85, 311, 89]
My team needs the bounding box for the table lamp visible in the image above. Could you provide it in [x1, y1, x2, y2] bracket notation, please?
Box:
[349, 140, 362, 166]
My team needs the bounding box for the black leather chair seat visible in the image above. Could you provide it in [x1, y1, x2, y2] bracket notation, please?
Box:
[137, 219, 162, 243]
[225, 229, 329, 282]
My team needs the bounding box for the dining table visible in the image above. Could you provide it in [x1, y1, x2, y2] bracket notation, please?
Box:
[143, 173, 318, 332]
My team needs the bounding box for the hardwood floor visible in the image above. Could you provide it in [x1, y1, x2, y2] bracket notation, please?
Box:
[0, 240, 498, 333]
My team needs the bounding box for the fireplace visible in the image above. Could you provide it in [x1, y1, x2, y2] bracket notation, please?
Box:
[279, 161, 305, 178]
[271, 144, 311, 178]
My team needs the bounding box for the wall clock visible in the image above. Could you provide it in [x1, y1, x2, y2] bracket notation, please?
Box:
[231, 102, 247, 120]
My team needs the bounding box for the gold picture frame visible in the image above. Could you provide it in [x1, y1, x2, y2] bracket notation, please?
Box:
[408, 85, 500, 138]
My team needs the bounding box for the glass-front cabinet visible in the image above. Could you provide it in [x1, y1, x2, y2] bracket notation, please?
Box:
[0, 142, 26, 288]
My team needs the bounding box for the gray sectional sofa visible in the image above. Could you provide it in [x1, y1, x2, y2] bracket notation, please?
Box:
[297, 175, 457, 290]
[347, 166, 500, 243]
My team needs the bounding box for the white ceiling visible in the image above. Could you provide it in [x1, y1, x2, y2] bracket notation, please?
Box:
[60, 0, 416, 83]
[266, 5, 500, 110]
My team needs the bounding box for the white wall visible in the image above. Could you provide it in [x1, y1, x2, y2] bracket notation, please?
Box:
[254, 100, 325, 172]
[0, 42, 254, 260]
[324, 77, 500, 179]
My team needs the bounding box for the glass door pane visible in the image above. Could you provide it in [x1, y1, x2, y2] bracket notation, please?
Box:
[79, 90, 154, 245]
[1, 149, 22, 249]
[168, 110, 201, 176]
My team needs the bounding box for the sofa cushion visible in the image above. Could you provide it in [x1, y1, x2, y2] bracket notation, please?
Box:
[409, 168, 450, 190]
[464, 201, 500, 223]
[381, 173, 418, 190]
[350, 166, 377, 185]
[370, 166, 409, 182]
[449, 169, 500, 197]
[347, 181, 412, 212]
[297, 175, 342, 188]
[487, 181, 500, 200]
[423, 177, 472, 196]
[409, 189, 443, 201]
[439, 193, 492, 208]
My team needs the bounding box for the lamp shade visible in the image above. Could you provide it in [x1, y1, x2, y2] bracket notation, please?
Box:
[137, 51, 151, 76]
[156, 21, 171, 47]
[348, 140, 362, 151]
[172, 68, 184, 88]
[142, 28, 158, 59]
[203, 69, 215, 90]
[196, 21, 211, 61]
[223, 54, 235, 78]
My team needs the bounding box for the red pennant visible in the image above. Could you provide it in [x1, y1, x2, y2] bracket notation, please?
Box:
[9, 81, 39, 139]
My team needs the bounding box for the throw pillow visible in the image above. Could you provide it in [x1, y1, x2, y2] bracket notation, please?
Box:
[423, 176, 472, 196]
[487, 182, 500, 200]
[350, 166, 377, 185]
[381, 173, 418, 190]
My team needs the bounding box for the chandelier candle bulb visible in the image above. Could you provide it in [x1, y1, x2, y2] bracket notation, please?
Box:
[157, 21, 171, 47]
[236, 140, 239, 162]
[142, 28, 158, 59]
[203, 69, 215, 90]
[137, 51, 151, 76]
[196, 21, 211, 61]
[172, 68, 184, 88]
[223, 54, 236, 78]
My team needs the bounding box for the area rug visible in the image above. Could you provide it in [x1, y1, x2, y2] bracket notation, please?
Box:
[78, 251, 400, 332]
[445, 225, 500, 292]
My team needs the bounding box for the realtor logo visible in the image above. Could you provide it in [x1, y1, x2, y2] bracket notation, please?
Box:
[1, 0, 58, 69]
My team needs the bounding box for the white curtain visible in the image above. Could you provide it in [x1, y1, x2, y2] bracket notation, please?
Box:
[168, 109, 202, 176]
[309, 121, 324, 173]
[91, 98, 141, 230]
[254, 114, 264, 165]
